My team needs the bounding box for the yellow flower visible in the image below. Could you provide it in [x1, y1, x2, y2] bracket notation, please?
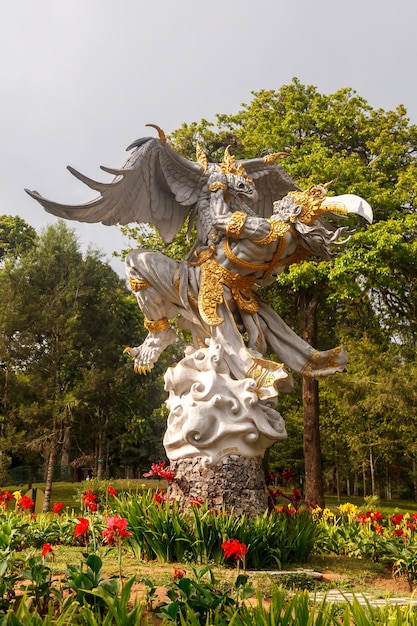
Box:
[338, 502, 360, 521]
[12, 490, 22, 502]
[322, 508, 335, 521]
[311, 506, 322, 520]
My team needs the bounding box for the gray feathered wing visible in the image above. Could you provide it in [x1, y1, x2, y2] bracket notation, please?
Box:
[241, 157, 300, 218]
[26, 133, 300, 242]
[25, 136, 205, 243]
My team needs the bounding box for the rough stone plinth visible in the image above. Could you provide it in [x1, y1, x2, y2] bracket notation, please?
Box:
[168, 455, 268, 515]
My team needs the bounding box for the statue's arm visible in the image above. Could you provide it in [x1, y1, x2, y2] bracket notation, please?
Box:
[208, 178, 271, 241]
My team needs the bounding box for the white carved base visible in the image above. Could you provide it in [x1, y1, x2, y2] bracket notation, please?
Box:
[163, 339, 287, 466]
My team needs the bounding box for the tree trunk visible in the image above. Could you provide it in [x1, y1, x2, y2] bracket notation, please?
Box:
[303, 376, 324, 507]
[60, 426, 71, 479]
[369, 446, 376, 496]
[298, 286, 325, 508]
[43, 435, 58, 512]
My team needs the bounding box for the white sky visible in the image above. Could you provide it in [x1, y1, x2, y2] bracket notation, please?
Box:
[2, 0, 416, 276]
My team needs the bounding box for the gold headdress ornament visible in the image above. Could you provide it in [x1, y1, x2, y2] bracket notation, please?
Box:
[288, 182, 348, 225]
[195, 142, 208, 174]
[219, 146, 253, 182]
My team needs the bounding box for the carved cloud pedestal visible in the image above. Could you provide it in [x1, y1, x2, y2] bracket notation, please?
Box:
[163, 340, 287, 515]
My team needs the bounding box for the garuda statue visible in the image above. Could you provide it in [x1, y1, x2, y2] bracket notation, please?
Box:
[26, 125, 372, 465]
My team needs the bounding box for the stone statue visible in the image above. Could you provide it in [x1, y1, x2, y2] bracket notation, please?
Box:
[26, 126, 372, 474]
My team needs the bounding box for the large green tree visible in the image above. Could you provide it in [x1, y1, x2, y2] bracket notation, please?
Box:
[0, 221, 150, 507]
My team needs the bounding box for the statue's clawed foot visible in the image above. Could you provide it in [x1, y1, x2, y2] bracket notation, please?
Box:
[124, 327, 178, 374]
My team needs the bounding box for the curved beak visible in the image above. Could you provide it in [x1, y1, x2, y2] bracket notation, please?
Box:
[322, 194, 373, 224]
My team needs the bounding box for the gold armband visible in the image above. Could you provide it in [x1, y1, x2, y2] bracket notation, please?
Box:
[129, 278, 152, 292]
[144, 317, 170, 332]
[209, 181, 227, 192]
[225, 211, 248, 238]
[253, 219, 290, 245]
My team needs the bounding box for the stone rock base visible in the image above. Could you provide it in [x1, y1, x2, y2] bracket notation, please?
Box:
[168, 455, 268, 516]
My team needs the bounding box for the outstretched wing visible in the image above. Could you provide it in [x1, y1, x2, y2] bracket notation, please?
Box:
[25, 134, 205, 243]
[241, 157, 300, 218]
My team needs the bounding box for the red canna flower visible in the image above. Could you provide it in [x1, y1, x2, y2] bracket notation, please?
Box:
[282, 470, 296, 483]
[83, 489, 98, 512]
[173, 568, 186, 580]
[152, 490, 167, 504]
[221, 538, 248, 561]
[74, 517, 90, 537]
[394, 528, 404, 537]
[0, 489, 14, 509]
[107, 485, 117, 497]
[390, 513, 404, 526]
[374, 524, 384, 535]
[52, 502, 65, 514]
[189, 496, 204, 507]
[102, 514, 132, 546]
[17, 495, 35, 511]
[41, 543, 54, 557]
[144, 461, 175, 482]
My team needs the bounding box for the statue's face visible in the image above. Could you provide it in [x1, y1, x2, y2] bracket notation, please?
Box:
[226, 174, 258, 204]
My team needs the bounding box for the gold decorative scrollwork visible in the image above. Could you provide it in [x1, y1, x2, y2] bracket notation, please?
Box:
[246, 358, 285, 389]
[225, 211, 248, 238]
[209, 181, 227, 192]
[144, 317, 170, 332]
[253, 218, 290, 245]
[198, 258, 259, 326]
[129, 278, 152, 292]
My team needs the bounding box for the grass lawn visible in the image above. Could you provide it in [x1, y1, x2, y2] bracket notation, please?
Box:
[5, 480, 417, 515]
[4, 478, 162, 512]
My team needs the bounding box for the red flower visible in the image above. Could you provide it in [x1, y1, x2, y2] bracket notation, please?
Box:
[189, 497, 204, 507]
[221, 538, 248, 561]
[282, 470, 296, 483]
[152, 490, 167, 504]
[173, 568, 186, 580]
[0, 490, 14, 508]
[144, 461, 175, 481]
[102, 514, 132, 545]
[83, 489, 98, 512]
[394, 528, 404, 537]
[374, 524, 384, 535]
[52, 502, 65, 514]
[390, 513, 404, 526]
[17, 495, 35, 511]
[107, 485, 117, 497]
[74, 518, 90, 537]
[41, 543, 54, 557]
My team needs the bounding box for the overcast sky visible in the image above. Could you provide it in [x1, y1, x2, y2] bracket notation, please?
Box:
[2, 0, 416, 276]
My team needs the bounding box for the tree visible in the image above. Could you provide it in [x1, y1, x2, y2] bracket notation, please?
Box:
[0, 222, 144, 507]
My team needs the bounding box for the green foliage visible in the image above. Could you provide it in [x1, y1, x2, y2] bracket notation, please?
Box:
[156, 566, 254, 625]
[114, 492, 319, 567]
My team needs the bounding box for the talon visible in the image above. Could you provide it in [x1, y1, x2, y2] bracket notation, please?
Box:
[123, 346, 133, 355]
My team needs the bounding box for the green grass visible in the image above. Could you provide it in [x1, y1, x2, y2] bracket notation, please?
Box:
[3, 478, 163, 512]
[5, 480, 417, 515]
[325, 494, 417, 514]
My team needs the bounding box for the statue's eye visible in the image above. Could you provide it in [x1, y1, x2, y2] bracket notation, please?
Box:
[237, 182, 246, 190]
